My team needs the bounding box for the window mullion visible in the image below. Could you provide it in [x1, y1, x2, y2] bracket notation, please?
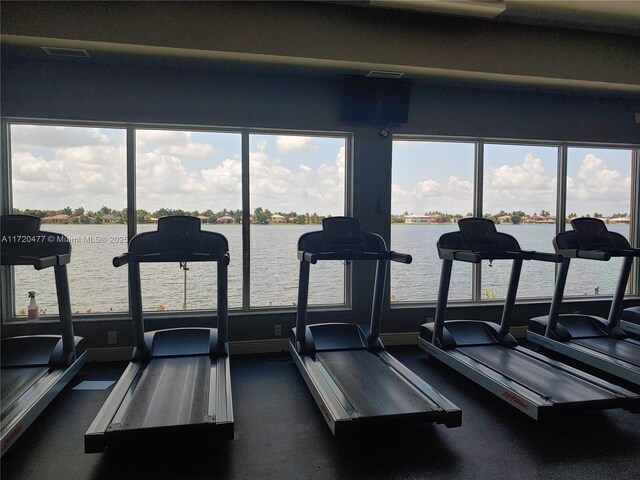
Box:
[127, 127, 137, 241]
[241, 130, 250, 311]
[556, 144, 568, 235]
[1, 120, 13, 321]
[631, 148, 640, 294]
[472, 140, 484, 302]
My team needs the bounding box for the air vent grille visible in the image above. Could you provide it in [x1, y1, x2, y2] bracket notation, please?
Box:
[41, 47, 90, 58]
[366, 71, 405, 79]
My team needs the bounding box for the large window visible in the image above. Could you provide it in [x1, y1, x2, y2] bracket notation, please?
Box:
[9, 124, 127, 317]
[4, 123, 348, 320]
[249, 134, 346, 307]
[391, 138, 638, 306]
[565, 147, 634, 297]
[135, 129, 243, 311]
[391, 140, 474, 303]
[483, 143, 558, 300]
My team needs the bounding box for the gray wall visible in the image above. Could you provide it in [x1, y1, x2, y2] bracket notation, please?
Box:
[1, 56, 639, 349]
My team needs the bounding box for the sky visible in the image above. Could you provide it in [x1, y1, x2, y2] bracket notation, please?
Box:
[10, 125, 345, 216]
[392, 140, 633, 217]
[9, 124, 633, 218]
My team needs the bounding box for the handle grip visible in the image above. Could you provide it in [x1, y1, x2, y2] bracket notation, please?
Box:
[390, 252, 412, 264]
[113, 254, 130, 267]
[577, 250, 611, 261]
[453, 251, 481, 263]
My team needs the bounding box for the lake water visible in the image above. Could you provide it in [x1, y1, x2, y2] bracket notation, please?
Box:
[9, 223, 631, 316]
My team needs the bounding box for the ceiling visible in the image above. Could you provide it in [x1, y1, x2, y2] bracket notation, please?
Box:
[1, 1, 638, 96]
[363, 0, 640, 35]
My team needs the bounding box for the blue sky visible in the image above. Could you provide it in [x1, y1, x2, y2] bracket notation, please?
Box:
[11, 125, 345, 215]
[392, 140, 633, 217]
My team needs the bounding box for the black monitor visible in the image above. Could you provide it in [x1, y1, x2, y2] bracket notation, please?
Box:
[341, 75, 412, 125]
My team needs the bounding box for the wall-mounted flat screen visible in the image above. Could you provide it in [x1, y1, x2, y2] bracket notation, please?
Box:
[341, 75, 412, 124]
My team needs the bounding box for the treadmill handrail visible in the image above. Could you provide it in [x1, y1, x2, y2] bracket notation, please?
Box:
[114, 251, 230, 266]
[575, 248, 640, 259]
[389, 251, 412, 264]
[519, 251, 563, 263]
[575, 250, 612, 261]
[446, 250, 558, 263]
[34, 254, 72, 270]
[2, 253, 72, 269]
[299, 250, 393, 264]
[452, 251, 481, 263]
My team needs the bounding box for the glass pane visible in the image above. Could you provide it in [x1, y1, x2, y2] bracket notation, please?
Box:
[391, 140, 475, 303]
[10, 124, 127, 317]
[135, 129, 242, 311]
[249, 134, 346, 307]
[482, 144, 558, 300]
[565, 147, 633, 297]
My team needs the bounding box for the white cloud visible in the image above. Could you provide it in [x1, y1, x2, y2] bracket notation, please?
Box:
[12, 144, 127, 210]
[415, 179, 440, 197]
[251, 144, 345, 214]
[137, 130, 217, 159]
[392, 175, 473, 215]
[276, 136, 319, 153]
[11, 125, 117, 149]
[567, 153, 631, 215]
[483, 154, 556, 213]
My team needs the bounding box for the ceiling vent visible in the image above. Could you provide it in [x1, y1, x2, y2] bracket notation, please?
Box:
[366, 71, 405, 79]
[41, 47, 90, 58]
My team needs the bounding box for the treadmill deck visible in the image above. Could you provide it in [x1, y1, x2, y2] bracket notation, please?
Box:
[118, 356, 210, 430]
[570, 337, 640, 368]
[457, 345, 624, 404]
[315, 349, 439, 418]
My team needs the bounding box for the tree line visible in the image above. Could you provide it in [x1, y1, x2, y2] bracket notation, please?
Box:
[15, 206, 629, 226]
[13, 206, 329, 225]
[390, 209, 629, 224]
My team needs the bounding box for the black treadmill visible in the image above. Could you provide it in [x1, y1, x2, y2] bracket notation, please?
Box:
[1, 215, 86, 456]
[290, 217, 461, 435]
[84, 216, 233, 453]
[621, 306, 640, 336]
[528, 217, 640, 386]
[419, 218, 639, 420]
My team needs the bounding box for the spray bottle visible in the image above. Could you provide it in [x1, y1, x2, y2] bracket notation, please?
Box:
[27, 291, 39, 322]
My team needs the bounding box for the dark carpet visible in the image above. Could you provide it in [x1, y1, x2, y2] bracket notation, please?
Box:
[2, 346, 639, 480]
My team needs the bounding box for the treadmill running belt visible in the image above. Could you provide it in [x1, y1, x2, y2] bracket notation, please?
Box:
[120, 356, 210, 430]
[458, 345, 620, 403]
[316, 350, 436, 418]
[571, 337, 640, 366]
[1, 367, 49, 413]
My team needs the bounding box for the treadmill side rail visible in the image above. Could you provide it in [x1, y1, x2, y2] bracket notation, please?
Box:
[527, 330, 640, 385]
[84, 361, 145, 453]
[209, 355, 234, 435]
[1, 351, 86, 456]
[289, 344, 356, 436]
[419, 338, 548, 420]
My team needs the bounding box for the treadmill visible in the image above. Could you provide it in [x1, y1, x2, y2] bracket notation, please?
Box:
[1, 215, 86, 456]
[621, 306, 640, 336]
[85, 216, 233, 453]
[419, 218, 639, 420]
[290, 217, 461, 436]
[528, 217, 640, 386]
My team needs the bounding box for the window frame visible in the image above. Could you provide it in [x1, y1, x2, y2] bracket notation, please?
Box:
[390, 134, 640, 307]
[1, 118, 353, 322]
